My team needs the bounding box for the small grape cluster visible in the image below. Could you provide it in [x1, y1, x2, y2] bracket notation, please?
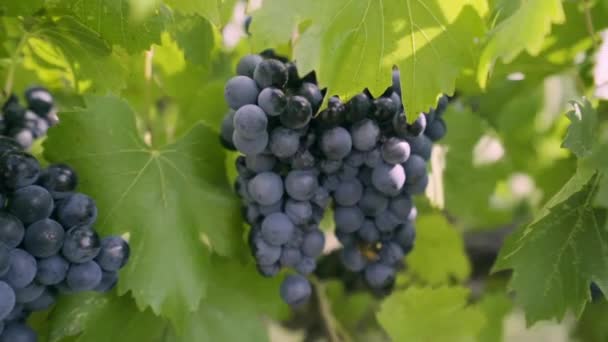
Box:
[0, 139, 130, 341]
[219, 52, 448, 306]
[0, 87, 58, 149]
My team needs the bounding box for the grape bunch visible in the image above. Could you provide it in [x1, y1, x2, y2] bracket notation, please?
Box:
[0, 87, 59, 149]
[219, 52, 449, 305]
[0, 138, 130, 341]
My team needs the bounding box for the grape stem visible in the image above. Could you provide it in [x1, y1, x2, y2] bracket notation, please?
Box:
[3, 33, 29, 99]
[311, 277, 352, 342]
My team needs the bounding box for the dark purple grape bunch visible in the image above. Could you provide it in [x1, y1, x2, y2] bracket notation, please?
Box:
[0, 139, 130, 341]
[220, 52, 328, 307]
[1, 87, 59, 149]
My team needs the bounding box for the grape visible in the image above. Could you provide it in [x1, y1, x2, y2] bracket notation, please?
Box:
[24, 288, 55, 311]
[358, 220, 380, 243]
[220, 110, 236, 150]
[390, 91, 402, 110]
[364, 263, 395, 288]
[233, 104, 268, 139]
[94, 270, 118, 292]
[317, 96, 346, 127]
[0, 281, 15, 320]
[408, 206, 418, 221]
[403, 155, 427, 185]
[364, 148, 382, 168]
[253, 235, 281, 265]
[389, 194, 413, 221]
[36, 255, 69, 285]
[253, 59, 288, 88]
[345, 93, 372, 123]
[37, 164, 78, 193]
[294, 82, 323, 113]
[62, 226, 101, 263]
[408, 114, 427, 136]
[259, 200, 283, 216]
[320, 127, 352, 160]
[236, 54, 263, 78]
[261, 213, 295, 246]
[257, 263, 280, 277]
[0, 323, 36, 342]
[55, 193, 97, 228]
[392, 112, 409, 138]
[378, 242, 404, 265]
[285, 199, 312, 226]
[233, 130, 269, 155]
[269, 127, 300, 158]
[0, 212, 25, 248]
[14, 282, 45, 304]
[381, 137, 410, 164]
[25, 86, 54, 116]
[280, 274, 311, 306]
[321, 174, 340, 192]
[285, 170, 318, 201]
[3, 303, 24, 321]
[358, 187, 389, 216]
[334, 179, 363, 206]
[351, 119, 380, 152]
[280, 247, 302, 267]
[247, 172, 284, 206]
[295, 256, 316, 274]
[8, 185, 53, 225]
[335, 230, 356, 246]
[244, 204, 261, 224]
[426, 117, 447, 141]
[374, 210, 401, 233]
[320, 159, 342, 174]
[224, 76, 260, 110]
[10, 129, 33, 149]
[284, 227, 304, 248]
[3, 249, 37, 289]
[301, 230, 325, 257]
[285, 62, 300, 88]
[371, 163, 406, 196]
[0, 152, 40, 189]
[290, 148, 315, 170]
[311, 187, 331, 209]
[373, 97, 398, 123]
[258, 87, 287, 117]
[0, 243, 9, 276]
[66, 260, 103, 291]
[334, 206, 364, 233]
[339, 245, 367, 272]
[95, 236, 130, 272]
[392, 68, 401, 96]
[406, 134, 432, 161]
[403, 174, 429, 195]
[436, 95, 449, 113]
[23, 218, 65, 257]
[245, 153, 276, 173]
[395, 221, 416, 251]
[0, 137, 21, 156]
[280, 96, 312, 129]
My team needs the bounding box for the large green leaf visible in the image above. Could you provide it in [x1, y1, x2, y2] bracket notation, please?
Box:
[250, 0, 488, 117]
[477, 294, 512, 342]
[562, 99, 598, 159]
[377, 286, 485, 342]
[163, 0, 235, 27]
[0, 0, 44, 15]
[478, 0, 565, 87]
[494, 168, 608, 324]
[43, 95, 242, 326]
[56, 0, 169, 54]
[407, 214, 470, 285]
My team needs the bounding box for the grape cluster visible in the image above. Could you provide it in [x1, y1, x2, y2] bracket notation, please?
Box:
[219, 52, 448, 306]
[0, 87, 59, 149]
[0, 139, 130, 341]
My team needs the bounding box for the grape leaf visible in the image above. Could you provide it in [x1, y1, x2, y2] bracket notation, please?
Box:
[562, 99, 598, 159]
[0, 0, 44, 16]
[573, 300, 608, 342]
[43, 95, 243, 326]
[29, 17, 126, 93]
[478, 0, 565, 87]
[377, 286, 485, 342]
[250, 0, 488, 118]
[173, 14, 215, 66]
[407, 214, 470, 285]
[56, 0, 169, 54]
[48, 258, 284, 342]
[442, 108, 511, 228]
[477, 294, 512, 342]
[493, 168, 608, 324]
[163, 0, 234, 27]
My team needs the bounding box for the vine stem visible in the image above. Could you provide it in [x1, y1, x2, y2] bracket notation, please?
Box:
[3, 33, 29, 98]
[582, 0, 599, 49]
[310, 277, 352, 342]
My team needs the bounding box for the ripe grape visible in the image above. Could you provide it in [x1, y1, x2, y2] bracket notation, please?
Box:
[253, 59, 288, 88]
[224, 76, 260, 110]
[280, 274, 311, 306]
[233, 104, 268, 139]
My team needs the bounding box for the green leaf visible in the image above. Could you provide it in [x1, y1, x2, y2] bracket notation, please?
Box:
[407, 214, 470, 285]
[164, 0, 234, 27]
[478, 0, 565, 87]
[477, 294, 512, 342]
[57, 0, 169, 54]
[29, 17, 126, 93]
[173, 15, 215, 66]
[325, 280, 375, 329]
[43, 95, 242, 326]
[494, 169, 608, 324]
[442, 108, 511, 228]
[251, 0, 488, 118]
[377, 286, 485, 342]
[573, 300, 608, 342]
[0, 0, 44, 16]
[562, 99, 598, 159]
